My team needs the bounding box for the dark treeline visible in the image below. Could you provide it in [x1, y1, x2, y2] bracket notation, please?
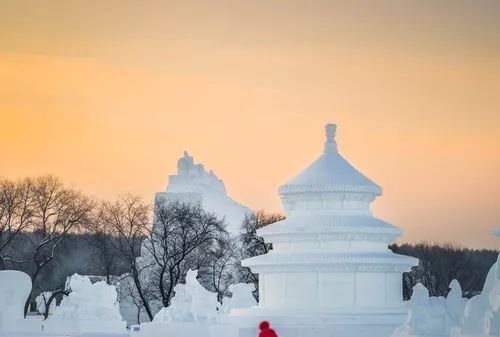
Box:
[390, 242, 498, 299]
[3, 231, 132, 296]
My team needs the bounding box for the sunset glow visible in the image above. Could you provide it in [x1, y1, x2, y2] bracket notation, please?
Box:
[1, 1, 499, 248]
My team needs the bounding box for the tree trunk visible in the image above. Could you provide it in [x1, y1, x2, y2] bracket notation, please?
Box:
[132, 270, 153, 321]
[23, 291, 33, 317]
[25, 264, 43, 316]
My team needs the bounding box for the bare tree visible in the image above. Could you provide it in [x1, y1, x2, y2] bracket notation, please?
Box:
[204, 236, 239, 302]
[391, 242, 498, 299]
[116, 273, 156, 324]
[86, 209, 124, 284]
[22, 176, 94, 315]
[145, 201, 227, 308]
[38, 288, 70, 319]
[0, 178, 35, 269]
[237, 211, 284, 299]
[101, 194, 154, 320]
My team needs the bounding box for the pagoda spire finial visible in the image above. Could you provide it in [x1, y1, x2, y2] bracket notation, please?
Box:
[324, 123, 338, 153]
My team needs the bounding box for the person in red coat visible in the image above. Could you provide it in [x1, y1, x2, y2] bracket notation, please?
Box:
[259, 321, 278, 337]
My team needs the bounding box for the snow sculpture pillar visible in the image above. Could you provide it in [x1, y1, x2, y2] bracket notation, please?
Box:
[237, 124, 419, 337]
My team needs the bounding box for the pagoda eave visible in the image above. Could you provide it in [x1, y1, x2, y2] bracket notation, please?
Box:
[243, 252, 418, 273]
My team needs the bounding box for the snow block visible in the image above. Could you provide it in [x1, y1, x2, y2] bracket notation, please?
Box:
[0, 270, 42, 334]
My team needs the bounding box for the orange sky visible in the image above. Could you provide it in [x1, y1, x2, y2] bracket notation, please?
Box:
[1, 0, 499, 248]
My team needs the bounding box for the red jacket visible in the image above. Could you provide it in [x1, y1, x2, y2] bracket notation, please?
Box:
[259, 321, 278, 337]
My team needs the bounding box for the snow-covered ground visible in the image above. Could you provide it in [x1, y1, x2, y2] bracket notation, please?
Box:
[0, 332, 129, 337]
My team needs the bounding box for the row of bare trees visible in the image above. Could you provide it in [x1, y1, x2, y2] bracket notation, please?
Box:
[0, 175, 284, 321]
[0, 176, 94, 315]
[390, 242, 499, 299]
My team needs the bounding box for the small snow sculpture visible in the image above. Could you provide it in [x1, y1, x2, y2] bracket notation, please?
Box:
[44, 273, 126, 334]
[446, 279, 466, 326]
[154, 283, 192, 322]
[221, 283, 257, 314]
[35, 291, 56, 316]
[0, 270, 32, 332]
[392, 283, 453, 337]
[52, 274, 122, 321]
[153, 269, 219, 323]
[186, 269, 219, 322]
[452, 253, 500, 337]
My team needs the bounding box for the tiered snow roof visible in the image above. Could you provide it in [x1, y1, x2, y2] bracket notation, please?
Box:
[279, 124, 382, 196]
[258, 214, 402, 241]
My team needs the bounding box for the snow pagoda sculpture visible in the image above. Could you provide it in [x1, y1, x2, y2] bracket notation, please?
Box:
[236, 124, 419, 337]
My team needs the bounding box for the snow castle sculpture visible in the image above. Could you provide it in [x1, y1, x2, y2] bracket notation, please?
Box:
[236, 124, 419, 337]
[158, 151, 250, 234]
[43, 273, 126, 335]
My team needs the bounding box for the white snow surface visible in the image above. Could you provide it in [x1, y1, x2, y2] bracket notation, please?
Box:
[0, 270, 37, 334]
[0, 332, 130, 337]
